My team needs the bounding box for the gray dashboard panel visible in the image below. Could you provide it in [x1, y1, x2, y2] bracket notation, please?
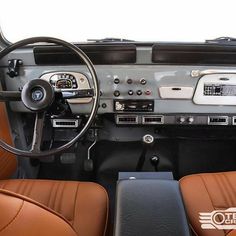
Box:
[1, 47, 236, 115]
[2, 65, 236, 114]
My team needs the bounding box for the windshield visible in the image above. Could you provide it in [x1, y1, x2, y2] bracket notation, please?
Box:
[0, 0, 235, 43]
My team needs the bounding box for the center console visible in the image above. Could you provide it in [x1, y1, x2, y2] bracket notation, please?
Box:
[114, 177, 190, 236]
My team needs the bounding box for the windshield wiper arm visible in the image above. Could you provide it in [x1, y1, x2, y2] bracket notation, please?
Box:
[87, 37, 135, 43]
[206, 37, 236, 44]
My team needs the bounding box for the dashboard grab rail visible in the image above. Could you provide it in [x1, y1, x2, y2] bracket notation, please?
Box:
[191, 69, 236, 78]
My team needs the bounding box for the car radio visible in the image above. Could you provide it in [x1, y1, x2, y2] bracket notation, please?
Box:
[114, 100, 154, 112]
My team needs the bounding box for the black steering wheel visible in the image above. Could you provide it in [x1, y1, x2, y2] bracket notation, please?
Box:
[0, 37, 99, 157]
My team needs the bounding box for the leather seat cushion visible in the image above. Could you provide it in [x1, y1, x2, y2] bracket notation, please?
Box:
[0, 189, 77, 236]
[180, 171, 236, 236]
[0, 179, 108, 236]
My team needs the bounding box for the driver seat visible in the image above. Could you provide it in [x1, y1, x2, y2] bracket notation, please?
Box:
[0, 102, 108, 236]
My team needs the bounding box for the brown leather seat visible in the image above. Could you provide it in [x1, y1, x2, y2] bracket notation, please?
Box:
[0, 102, 109, 236]
[180, 171, 236, 236]
[0, 179, 108, 236]
[0, 189, 77, 236]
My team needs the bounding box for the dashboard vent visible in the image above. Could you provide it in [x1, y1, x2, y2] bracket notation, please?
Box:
[116, 115, 138, 125]
[142, 115, 164, 124]
[232, 116, 236, 125]
[52, 119, 79, 128]
[208, 116, 228, 125]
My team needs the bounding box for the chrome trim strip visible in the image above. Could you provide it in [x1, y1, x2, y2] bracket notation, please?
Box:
[191, 69, 236, 78]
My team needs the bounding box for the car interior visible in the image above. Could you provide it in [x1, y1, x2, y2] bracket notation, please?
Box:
[1, 29, 236, 236]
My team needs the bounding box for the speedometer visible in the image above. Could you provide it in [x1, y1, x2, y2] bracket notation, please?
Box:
[49, 73, 78, 90]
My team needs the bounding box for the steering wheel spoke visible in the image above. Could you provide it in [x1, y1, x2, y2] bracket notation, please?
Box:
[31, 112, 46, 153]
[0, 91, 21, 101]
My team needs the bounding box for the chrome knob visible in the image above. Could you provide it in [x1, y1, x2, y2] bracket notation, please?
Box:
[187, 117, 194, 123]
[142, 134, 154, 145]
[179, 117, 185, 123]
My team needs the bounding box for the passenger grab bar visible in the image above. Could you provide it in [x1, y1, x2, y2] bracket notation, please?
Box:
[191, 69, 236, 78]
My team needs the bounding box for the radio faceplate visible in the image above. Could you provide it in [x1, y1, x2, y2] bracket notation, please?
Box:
[114, 100, 154, 112]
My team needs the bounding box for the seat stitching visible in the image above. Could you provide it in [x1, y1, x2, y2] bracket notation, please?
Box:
[47, 181, 55, 207]
[214, 174, 231, 206]
[71, 182, 80, 226]
[52, 182, 60, 210]
[15, 180, 23, 193]
[220, 174, 234, 206]
[0, 200, 24, 233]
[23, 180, 31, 196]
[223, 173, 236, 205]
[199, 175, 216, 209]
[26, 181, 34, 197]
[58, 181, 66, 216]
[54, 181, 64, 213]
[20, 180, 29, 196]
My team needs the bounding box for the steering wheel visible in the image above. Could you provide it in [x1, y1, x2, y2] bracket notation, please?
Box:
[0, 37, 99, 157]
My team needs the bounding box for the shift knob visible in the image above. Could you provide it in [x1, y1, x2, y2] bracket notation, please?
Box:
[142, 134, 154, 145]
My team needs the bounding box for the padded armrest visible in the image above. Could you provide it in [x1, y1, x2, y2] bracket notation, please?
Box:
[114, 179, 190, 236]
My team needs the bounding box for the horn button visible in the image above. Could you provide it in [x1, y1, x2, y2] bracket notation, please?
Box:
[21, 79, 54, 111]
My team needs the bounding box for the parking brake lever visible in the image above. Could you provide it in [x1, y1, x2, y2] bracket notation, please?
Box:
[84, 129, 98, 172]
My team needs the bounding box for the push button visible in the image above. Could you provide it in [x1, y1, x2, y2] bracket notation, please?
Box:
[136, 90, 142, 96]
[128, 90, 134, 95]
[114, 90, 120, 97]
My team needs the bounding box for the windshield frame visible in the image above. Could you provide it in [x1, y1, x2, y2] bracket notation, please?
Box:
[0, 27, 10, 48]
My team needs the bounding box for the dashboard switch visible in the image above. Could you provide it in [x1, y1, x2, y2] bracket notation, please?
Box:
[127, 78, 133, 84]
[187, 117, 194, 123]
[128, 90, 134, 95]
[179, 117, 185, 123]
[136, 90, 142, 96]
[114, 90, 120, 97]
[114, 77, 120, 84]
[140, 78, 147, 85]
[145, 90, 151, 95]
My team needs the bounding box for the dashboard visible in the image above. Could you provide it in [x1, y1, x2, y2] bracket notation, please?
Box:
[2, 43, 236, 127]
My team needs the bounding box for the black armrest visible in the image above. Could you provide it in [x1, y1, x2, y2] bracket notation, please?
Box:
[114, 179, 190, 236]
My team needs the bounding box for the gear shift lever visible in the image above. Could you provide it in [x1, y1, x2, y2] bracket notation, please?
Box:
[136, 134, 154, 171]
